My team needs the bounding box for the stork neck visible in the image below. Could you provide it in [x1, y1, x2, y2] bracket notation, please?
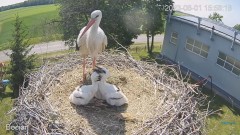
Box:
[90, 19, 101, 31]
[92, 80, 98, 85]
[99, 79, 107, 84]
[91, 81, 99, 91]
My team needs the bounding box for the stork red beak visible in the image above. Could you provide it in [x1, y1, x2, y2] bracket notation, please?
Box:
[80, 19, 96, 38]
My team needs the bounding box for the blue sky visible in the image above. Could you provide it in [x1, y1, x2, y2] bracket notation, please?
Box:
[173, 0, 240, 27]
[0, 0, 239, 27]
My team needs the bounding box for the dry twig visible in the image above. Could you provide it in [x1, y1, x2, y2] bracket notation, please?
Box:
[8, 49, 212, 135]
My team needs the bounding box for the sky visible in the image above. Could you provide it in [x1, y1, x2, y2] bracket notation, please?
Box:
[0, 0, 25, 7]
[0, 0, 239, 27]
[173, 0, 240, 27]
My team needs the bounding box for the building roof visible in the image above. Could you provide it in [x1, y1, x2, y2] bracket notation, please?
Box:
[171, 12, 240, 44]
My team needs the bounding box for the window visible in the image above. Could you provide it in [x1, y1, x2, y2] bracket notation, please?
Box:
[217, 52, 240, 76]
[185, 38, 209, 58]
[170, 32, 178, 45]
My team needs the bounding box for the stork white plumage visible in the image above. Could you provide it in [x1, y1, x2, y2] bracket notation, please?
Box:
[77, 10, 107, 82]
[94, 66, 128, 106]
[69, 71, 100, 105]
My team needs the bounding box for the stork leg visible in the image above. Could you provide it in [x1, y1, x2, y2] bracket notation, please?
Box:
[82, 56, 86, 83]
[92, 57, 96, 69]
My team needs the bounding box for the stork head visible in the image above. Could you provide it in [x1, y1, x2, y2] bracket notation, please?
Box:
[92, 66, 110, 81]
[91, 71, 101, 83]
[91, 10, 102, 20]
[80, 10, 102, 38]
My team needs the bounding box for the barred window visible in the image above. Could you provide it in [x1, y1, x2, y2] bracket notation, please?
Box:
[217, 52, 240, 76]
[186, 38, 209, 58]
[170, 32, 178, 45]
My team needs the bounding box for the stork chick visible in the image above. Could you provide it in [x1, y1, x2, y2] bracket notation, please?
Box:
[94, 66, 128, 106]
[69, 71, 100, 105]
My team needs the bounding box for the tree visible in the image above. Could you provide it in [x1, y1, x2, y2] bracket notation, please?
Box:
[57, 0, 142, 49]
[9, 15, 36, 98]
[142, 0, 173, 54]
[208, 12, 223, 22]
[234, 24, 240, 31]
[57, 0, 92, 50]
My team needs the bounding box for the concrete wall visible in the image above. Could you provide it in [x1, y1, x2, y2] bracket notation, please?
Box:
[161, 18, 240, 101]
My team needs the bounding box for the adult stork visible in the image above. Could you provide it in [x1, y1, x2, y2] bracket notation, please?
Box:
[77, 10, 107, 82]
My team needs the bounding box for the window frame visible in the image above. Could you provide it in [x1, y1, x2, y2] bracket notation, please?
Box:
[216, 51, 240, 76]
[185, 37, 209, 59]
[170, 32, 178, 45]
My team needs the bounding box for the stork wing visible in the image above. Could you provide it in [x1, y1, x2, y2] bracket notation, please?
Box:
[77, 26, 87, 49]
[102, 34, 108, 51]
[77, 26, 89, 57]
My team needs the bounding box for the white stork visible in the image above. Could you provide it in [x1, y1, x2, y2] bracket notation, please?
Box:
[69, 71, 100, 105]
[94, 66, 128, 106]
[77, 10, 107, 82]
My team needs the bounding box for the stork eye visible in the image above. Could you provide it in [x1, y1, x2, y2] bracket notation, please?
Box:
[95, 15, 99, 18]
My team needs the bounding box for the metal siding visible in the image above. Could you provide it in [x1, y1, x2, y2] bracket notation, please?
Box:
[161, 21, 179, 60]
[209, 35, 240, 101]
[161, 18, 240, 101]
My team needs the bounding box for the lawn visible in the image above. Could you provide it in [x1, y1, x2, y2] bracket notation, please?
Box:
[0, 4, 61, 50]
[173, 11, 188, 16]
[202, 88, 240, 135]
[129, 42, 162, 61]
[0, 87, 14, 135]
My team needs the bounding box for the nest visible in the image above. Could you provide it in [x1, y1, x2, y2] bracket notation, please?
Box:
[9, 50, 212, 135]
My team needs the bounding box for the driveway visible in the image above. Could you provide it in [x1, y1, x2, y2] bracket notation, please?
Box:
[0, 34, 164, 62]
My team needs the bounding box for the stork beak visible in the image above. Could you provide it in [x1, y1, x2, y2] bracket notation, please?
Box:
[80, 19, 96, 38]
[93, 66, 106, 74]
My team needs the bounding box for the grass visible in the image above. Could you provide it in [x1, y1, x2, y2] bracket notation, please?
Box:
[173, 11, 188, 16]
[128, 42, 240, 135]
[0, 4, 61, 50]
[0, 86, 14, 135]
[129, 42, 162, 61]
[35, 49, 75, 66]
[201, 88, 240, 135]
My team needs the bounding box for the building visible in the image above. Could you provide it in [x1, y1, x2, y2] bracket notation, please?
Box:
[159, 12, 240, 109]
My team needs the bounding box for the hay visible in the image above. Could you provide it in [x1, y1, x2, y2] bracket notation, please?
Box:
[9, 50, 213, 135]
[48, 65, 160, 135]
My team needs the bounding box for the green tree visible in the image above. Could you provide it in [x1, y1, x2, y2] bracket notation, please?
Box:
[58, 0, 92, 50]
[9, 15, 36, 98]
[142, 0, 173, 54]
[57, 0, 141, 49]
[208, 12, 223, 22]
[234, 24, 240, 31]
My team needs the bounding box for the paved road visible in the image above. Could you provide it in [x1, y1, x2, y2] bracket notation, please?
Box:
[0, 34, 164, 62]
[0, 41, 67, 62]
[132, 34, 164, 43]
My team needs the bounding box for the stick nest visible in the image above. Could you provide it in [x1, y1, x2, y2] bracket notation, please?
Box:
[9, 50, 211, 135]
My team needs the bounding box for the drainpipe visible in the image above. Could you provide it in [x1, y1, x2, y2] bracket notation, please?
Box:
[231, 31, 237, 51]
[210, 26, 215, 41]
[197, 17, 201, 35]
[174, 22, 182, 62]
[168, 10, 172, 23]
